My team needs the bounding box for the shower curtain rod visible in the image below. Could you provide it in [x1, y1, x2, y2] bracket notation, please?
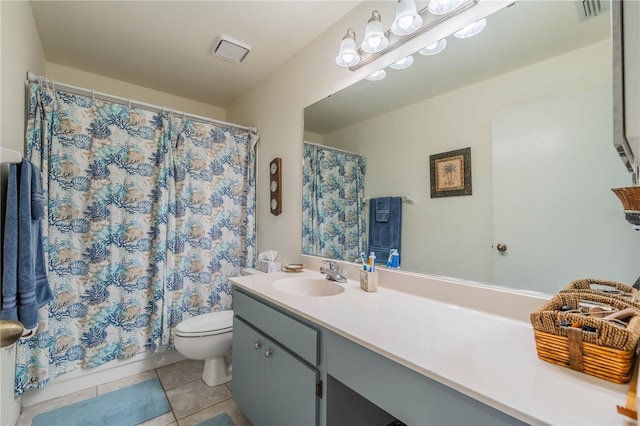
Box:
[303, 141, 361, 157]
[26, 71, 257, 134]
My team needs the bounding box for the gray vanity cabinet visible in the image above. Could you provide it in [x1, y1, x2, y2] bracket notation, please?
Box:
[232, 290, 321, 425]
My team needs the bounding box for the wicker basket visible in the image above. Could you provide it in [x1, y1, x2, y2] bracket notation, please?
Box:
[530, 292, 640, 383]
[560, 278, 639, 307]
[533, 330, 635, 383]
[612, 187, 640, 211]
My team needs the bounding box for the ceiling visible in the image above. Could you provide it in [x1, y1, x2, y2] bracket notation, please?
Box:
[304, 0, 611, 135]
[29, 1, 361, 108]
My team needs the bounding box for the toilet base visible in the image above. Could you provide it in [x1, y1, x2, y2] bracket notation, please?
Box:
[202, 354, 232, 387]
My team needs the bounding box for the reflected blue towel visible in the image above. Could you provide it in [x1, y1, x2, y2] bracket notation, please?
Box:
[1, 159, 52, 329]
[368, 196, 402, 266]
[375, 197, 390, 223]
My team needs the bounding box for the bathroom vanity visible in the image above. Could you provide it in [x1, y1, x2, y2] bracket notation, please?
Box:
[230, 269, 630, 425]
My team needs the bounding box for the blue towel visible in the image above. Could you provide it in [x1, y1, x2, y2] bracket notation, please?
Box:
[368, 197, 402, 266]
[1, 159, 52, 330]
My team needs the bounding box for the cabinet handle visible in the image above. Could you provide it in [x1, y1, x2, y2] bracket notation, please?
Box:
[265, 348, 273, 358]
[254, 341, 262, 350]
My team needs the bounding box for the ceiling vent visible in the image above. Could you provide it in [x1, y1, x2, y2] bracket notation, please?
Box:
[211, 35, 250, 64]
[575, 0, 609, 21]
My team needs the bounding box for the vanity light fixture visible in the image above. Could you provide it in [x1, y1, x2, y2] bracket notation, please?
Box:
[336, 0, 491, 71]
[418, 38, 447, 55]
[453, 18, 487, 38]
[361, 11, 389, 53]
[335, 29, 361, 67]
[390, 55, 414, 70]
[391, 0, 423, 36]
[366, 69, 387, 81]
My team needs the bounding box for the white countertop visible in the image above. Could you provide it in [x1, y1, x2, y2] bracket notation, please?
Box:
[230, 270, 634, 426]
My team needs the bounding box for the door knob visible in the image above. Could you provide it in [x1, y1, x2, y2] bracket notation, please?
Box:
[254, 341, 262, 350]
[265, 349, 273, 358]
[496, 243, 507, 253]
[0, 320, 24, 348]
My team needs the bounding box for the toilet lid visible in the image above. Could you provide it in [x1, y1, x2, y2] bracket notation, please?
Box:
[176, 310, 233, 334]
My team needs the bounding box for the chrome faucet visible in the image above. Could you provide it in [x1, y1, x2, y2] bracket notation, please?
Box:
[320, 260, 347, 283]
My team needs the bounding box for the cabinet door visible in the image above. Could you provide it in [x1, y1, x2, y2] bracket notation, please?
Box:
[232, 318, 265, 423]
[263, 338, 319, 426]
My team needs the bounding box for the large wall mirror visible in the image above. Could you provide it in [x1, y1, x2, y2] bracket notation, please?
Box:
[302, 0, 640, 295]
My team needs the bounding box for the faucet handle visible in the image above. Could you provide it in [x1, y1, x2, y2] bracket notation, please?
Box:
[322, 260, 338, 271]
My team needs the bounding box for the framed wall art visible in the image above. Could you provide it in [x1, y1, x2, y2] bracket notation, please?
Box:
[430, 147, 472, 198]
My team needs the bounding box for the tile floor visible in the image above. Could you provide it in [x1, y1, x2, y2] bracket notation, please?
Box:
[16, 359, 251, 426]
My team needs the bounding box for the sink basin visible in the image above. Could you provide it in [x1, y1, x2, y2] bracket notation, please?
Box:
[272, 278, 345, 297]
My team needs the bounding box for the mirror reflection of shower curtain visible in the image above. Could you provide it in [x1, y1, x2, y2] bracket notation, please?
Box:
[302, 143, 366, 261]
[14, 82, 256, 395]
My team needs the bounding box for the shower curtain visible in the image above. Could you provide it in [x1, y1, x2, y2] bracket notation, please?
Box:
[301, 143, 366, 261]
[14, 82, 256, 395]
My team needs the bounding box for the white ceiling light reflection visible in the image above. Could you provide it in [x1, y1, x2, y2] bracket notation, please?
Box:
[453, 18, 487, 39]
[418, 39, 447, 56]
[390, 55, 414, 70]
[366, 69, 387, 81]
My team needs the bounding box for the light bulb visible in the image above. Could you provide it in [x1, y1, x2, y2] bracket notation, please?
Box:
[335, 29, 360, 67]
[418, 38, 447, 56]
[398, 15, 414, 30]
[428, 0, 465, 15]
[366, 69, 387, 81]
[390, 55, 414, 70]
[368, 36, 381, 49]
[453, 18, 487, 39]
[391, 0, 422, 36]
[361, 10, 389, 53]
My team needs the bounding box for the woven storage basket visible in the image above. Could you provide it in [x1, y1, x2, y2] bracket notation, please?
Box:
[530, 293, 640, 383]
[560, 278, 639, 307]
[612, 187, 640, 211]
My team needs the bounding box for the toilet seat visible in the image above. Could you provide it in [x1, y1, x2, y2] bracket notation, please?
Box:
[176, 311, 233, 337]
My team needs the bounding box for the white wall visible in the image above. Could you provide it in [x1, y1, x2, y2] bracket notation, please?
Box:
[303, 131, 324, 145]
[1, 2, 46, 423]
[45, 63, 226, 120]
[227, 2, 386, 265]
[322, 40, 612, 282]
[1, 1, 46, 155]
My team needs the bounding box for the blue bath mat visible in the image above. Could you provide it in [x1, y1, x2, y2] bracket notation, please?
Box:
[32, 377, 171, 426]
[195, 412, 235, 426]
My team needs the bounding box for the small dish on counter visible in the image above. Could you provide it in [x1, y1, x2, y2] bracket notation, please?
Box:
[284, 263, 304, 273]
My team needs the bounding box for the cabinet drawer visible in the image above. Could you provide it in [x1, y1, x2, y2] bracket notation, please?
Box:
[234, 290, 319, 366]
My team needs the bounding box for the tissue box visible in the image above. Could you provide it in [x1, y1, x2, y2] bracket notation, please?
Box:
[256, 260, 282, 273]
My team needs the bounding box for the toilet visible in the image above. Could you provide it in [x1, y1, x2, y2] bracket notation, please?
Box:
[174, 268, 264, 386]
[174, 310, 233, 386]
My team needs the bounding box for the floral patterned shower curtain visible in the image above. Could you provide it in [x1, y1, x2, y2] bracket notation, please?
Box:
[15, 82, 256, 395]
[301, 143, 366, 261]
